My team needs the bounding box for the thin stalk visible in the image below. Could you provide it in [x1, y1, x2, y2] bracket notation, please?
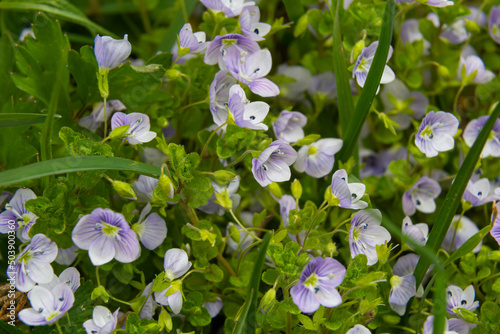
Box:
[230, 209, 261, 241]
[216, 252, 237, 276]
[225, 150, 257, 169]
[55, 321, 63, 334]
[200, 122, 227, 157]
[103, 97, 108, 138]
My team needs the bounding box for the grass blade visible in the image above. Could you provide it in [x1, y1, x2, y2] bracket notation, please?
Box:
[283, 0, 304, 23]
[0, 156, 161, 186]
[158, 0, 197, 52]
[233, 233, 271, 334]
[337, 0, 395, 163]
[0, 113, 61, 127]
[414, 102, 500, 289]
[444, 224, 491, 266]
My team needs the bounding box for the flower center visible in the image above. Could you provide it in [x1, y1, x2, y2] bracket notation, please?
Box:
[46, 311, 60, 321]
[165, 270, 176, 282]
[303, 272, 319, 292]
[101, 222, 121, 237]
[420, 125, 434, 140]
[308, 146, 317, 156]
[390, 275, 403, 289]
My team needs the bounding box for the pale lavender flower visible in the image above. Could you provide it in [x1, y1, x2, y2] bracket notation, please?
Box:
[463, 115, 500, 158]
[360, 147, 407, 178]
[200, 0, 255, 17]
[401, 19, 430, 54]
[423, 316, 460, 334]
[458, 56, 495, 84]
[111, 112, 157, 145]
[84, 306, 119, 334]
[425, 0, 454, 7]
[441, 20, 469, 44]
[346, 325, 371, 334]
[308, 72, 337, 99]
[402, 216, 429, 248]
[290, 257, 346, 313]
[142, 147, 167, 167]
[442, 215, 481, 253]
[0, 188, 37, 241]
[466, 7, 487, 27]
[381, 79, 428, 129]
[133, 175, 159, 203]
[154, 249, 192, 314]
[329, 169, 368, 209]
[19, 28, 35, 41]
[279, 195, 296, 227]
[277, 65, 313, 100]
[210, 71, 238, 126]
[427, 12, 440, 27]
[8, 234, 57, 292]
[252, 141, 297, 187]
[462, 177, 500, 206]
[402, 177, 441, 216]
[172, 23, 207, 65]
[54, 245, 79, 266]
[349, 209, 391, 266]
[18, 284, 74, 326]
[389, 254, 417, 315]
[294, 139, 343, 178]
[79, 100, 126, 132]
[0, 191, 12, 210]
[40, 267, 81, 293]
[226, 84, 270, 130]
[132, 203, 167, 250]
[224, 47, 280, 97]
[415, 111, 459, 158]
[491, 204, 500, 246]
[72, 208, 141, 266]
[240, 6, 271, 41]
[204, 297, 223, 318]
[204, 33, 260, 67]
[489, 6, 500, 44]
[199, 177, 241, 215]
[352, 41, 395, 92]
[225, 215, 253, 255]
[449, 319, 473, 334]
[446, 285, 479, 316]
[272, 110, 307, 143]
[94, 35, 131, 70]
[140, 283, 155, 320]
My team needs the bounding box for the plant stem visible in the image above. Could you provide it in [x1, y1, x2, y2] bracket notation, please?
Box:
[55, 321, 63, 334]
[283, 287, 292, 334]
[109, 294, 133, 306]
[180, 199, 199, 226]
[230, 209, 261, 241]
[453, 82, 465, 117]
[200, 122, 227, 158]
[177, 99, 208, 113]
[103, 97, 108, 138]
[216, 252, 236, 276]
[66, 312, 71, 326]
[225, 150, 257, 169]
[96, 266, 101, 286]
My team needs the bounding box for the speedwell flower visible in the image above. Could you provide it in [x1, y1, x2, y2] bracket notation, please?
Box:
[463, 115, 500, 158]
[458, 56, 495, 84]
[442, 215, 481, 253]
[204, 33, 259, 67]
[133, 175, 159, 203]
[425, 0, 454, 7]
[402, 177, 441, 216]
[9, 234, 57, 292]
[352, 41, 395, 92]
[290, 257, 346, 313]
[402, 216, 429, 248]
[277, 64, 313, 100]
[423, 316, 461, 334]
[132, 203, 167, 250]
[415, 111, 459, 158]
[111, 112, 157, 145]
[79, 100, 126, 133]
[83, 306, 119, 334]
[389, 254, 418, 315]
[294, 139, 343, 178]
[272, 110, 307, 143]
[440, 19, 469, 44]
[199, 177, 241, 215]
[19, 284, 74, 326]
[446, 285, 479, 317]
[252, 141, 297, 187]
[40, 267, 80, 293]
[328, 169, 368, 209]
[204, 297, 223, 318]
[0, 188, 37, 241]
[346, 325, 371, 334]
[172, 23, 207, 65]
[55, 245, 79, 266]
[400, 19, 430, 54]
[72, 208, 141, 266]
[462, 177, 500, 207]
[200, 0, 255, 17]
[349, 209, 391, 266]
[226, 84, 270, 130]
[489, 6, 500, 44]
[240, 6, 271, 41]
[94, 35, 131, 70]
[491, 204, 500, 246]
[210, 71, 238, 126]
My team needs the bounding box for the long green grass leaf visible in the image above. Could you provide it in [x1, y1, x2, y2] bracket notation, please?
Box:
[233, 233, 271, 334]
[0, 1, 116, 37]
[444, 224, 491, 266]
[0, 113, 61, 127]
[158, 0, 197, 52]
[0, 156, 161, 186]
[283, 0, 304, 23]
[337, 0, 395, 163]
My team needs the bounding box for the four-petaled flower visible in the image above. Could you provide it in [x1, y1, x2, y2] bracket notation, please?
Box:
[463, 115, 500, 158]
[442, 215, 481, 253]
[402, 216, 429, 249]
[252, 141, 297, 187]
[226, 84, 270, 130]
[462, 177, 500, 207]
[94, 35, 131, 70]
[402, 177, 441, 216]
[458, 56, 495, 84]
[173, 23, 207, 65]
[83, 306, 119, 334]
[389, 254, 418, 316]
[111, 112, 157, 145]
[415, 111, 459, 158]
[131, 203, 167, 250]
[0, 188, 38, 241]
[489, 6, 500, 44]
[446, 285, 479, 318]
[272, 110, 307, 143]
[290, 257, 346, 313]
[328, 169, 368, 209]
[352, 41, 395, 93]
[240, 6, 271, 41]
[294, 139, 343, 178]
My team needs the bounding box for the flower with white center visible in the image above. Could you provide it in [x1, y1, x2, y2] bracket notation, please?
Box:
[154, 248, 192, 314]
[199, 176, 241, 215]
[346, 325, 371, 334]
[72, 208, 141, 266]
[402, 216, 429, 248]
[381, 79, 428, 129]
[389, 254, 418, 315]
[423, 316, 460, 334]
[111, 112, 157, 145]
[290, 257, 346, 313]
[458, 56, 495, 85]
[441, 19, 469, 44]
[240, 6, 271, 41]
[252, 141, 297, 187]
[94, 35, 131, 70]
[294, 139, 343, 178]
[463, 115, 500, 158]
[200, 0, 255, 17]
[0, 188, 37, 241]
[442, 215, 481, 253]
[402, 177, 441, 216]
[462, 177, 500, 207]
[172, 23, 207, 65]
[133, 175, 159, 203]
[131, 203, 167, 250]
[489, 6, 500, 44]
[415, 111, 459, 158]
[204, 33, 260, 67]
[55, 245, 79, 266]
[226, 84, 270, 130]
[277, 64, 313, 100]
[272, 110, 307, 143]
[79, 100, 126, 133]
[40, 267, 81, 293]
[349, 209, 391, 266]
[446, 285, 479, 318]
[224, 47, 280, 97]
[210, 71, 238, 126]
[18, 284, 74, 326]
[8, 234, 57, 292]
[83, 306, 119, 334]
[328, 169, 368, 210]
[204, 297, 223, 318]
[352, 41, 395, 93]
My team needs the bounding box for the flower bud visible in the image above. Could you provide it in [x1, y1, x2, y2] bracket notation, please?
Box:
[213, 170, 237, 185]
[159, 307, 173, 332]
[111, 180, 137, 200]
[291, 179, 302, 200]
[325, 188, 339, 207]
[215, 189, 233, 211]
[260, 288, 276, 312]
[159, 174, 175, 199]
[108, 124, 130, 139]
[228, 223, 240, 243]
[94, 34, 132, 70]
[267, 182, 283, 199]
[164, 69, 182, 80]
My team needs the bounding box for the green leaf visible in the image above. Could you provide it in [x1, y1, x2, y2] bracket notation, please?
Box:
[444, 225, 491, 266]
[0, 113, 61, 127]
[414, 103, 500, 289]
[295, 134, 321, 146]
[297, 314, 317, 330]
[159, 0, 197, 52]
[233, 233, 272, 334]
[0, 156, 161, 186]
[337, 0, 395, 164]
[0, 318, 24, 333]
[68, 46, 99, 104]
[283, 0, 304, 22]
